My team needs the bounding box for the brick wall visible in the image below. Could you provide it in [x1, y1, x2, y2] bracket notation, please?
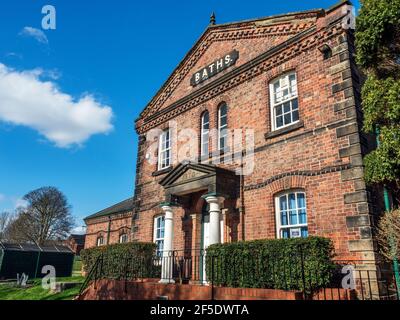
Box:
[85, 212, 132, 249]
[78, 279, 355, 300]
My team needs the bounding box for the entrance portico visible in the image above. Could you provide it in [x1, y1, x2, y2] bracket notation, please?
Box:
[158, 162, 238, 283]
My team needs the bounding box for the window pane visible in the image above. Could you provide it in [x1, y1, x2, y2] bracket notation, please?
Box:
[202, 112, 209, 128]
[281, 211, 288, 226]
[283, 88, 289, 100]
[220, 137, 225, 150]
[289, 74, 297, 94]
[276, 115, 283, 128]
[289, 210, 298, 225]
[284, 113, 291, 125]
[220, 116, 227, 127]
[274, 81, 279, 94]
[301, 227, 308, 238]
[283, 102, 290, 113]
[219, 104, 227, 117]
[279, 195, 287, 211]
[282, 229, 290, 239]
[288, 193, 296, 209]
[299, 209, 307, 224]
[276, 105, 282, 116]
[292, 98, 298, 110]
[292, 110, 299, 122]
[297, 193, 305, 208]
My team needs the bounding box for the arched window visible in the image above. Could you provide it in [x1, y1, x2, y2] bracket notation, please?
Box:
[218, 103, 228, 152]
[275, 190, 308, 239]
[96, 236, 104, 246]
[119, 233, 128, 243]
[200, 111, 210, 158]
[269, 72, 299, 131]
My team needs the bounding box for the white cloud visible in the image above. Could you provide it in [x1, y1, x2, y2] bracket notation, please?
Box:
[71, 226, 87, 235]
[14, 198, 28, 209]
[0, 63, 114, 147]
[19, 26, 48, 44]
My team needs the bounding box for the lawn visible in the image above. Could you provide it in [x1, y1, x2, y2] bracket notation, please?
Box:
[72, 256, 83, 277]
[0, 276, 84, 300]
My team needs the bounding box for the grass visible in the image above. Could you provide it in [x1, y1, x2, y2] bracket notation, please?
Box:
[72, 256, 83, 277]
[0, 276, 85, 300]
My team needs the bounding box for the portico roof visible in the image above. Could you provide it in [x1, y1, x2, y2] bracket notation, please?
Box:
[159, 161, 239, 200]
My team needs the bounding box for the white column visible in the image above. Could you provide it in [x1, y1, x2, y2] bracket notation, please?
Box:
[159, 205, 175, 284]
[204, 195, 223, 246]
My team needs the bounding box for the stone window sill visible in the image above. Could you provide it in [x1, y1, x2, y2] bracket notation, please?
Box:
[152, 166, 173, 177]
[264, 121, 304, 140]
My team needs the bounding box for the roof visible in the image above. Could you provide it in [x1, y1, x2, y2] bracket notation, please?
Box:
[135, 0, 352, 125]
[0, 242, 73, 253]
[68, 234, 86, 245]
[84, 197, 134, 221]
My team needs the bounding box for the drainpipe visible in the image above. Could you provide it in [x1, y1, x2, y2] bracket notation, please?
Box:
[240, 163, 245, 241]
[106, 216, 112, 245]
[375, 127, 400, 296]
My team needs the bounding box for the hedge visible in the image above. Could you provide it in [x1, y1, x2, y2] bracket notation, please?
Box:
[205, 237, 335, 292]
[80, 242, 160, 280]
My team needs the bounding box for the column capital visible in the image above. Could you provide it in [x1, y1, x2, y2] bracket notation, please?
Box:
[159, 201, 179, 210]
[202, 193, 225, 206]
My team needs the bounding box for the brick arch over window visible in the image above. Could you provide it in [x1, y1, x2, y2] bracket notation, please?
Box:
[118, 227, 130, 236]
[265, 63, 298, 86]
[96, 231, 107, 238]
[213, 95, 231, 109]
[266, 175, 307, 195]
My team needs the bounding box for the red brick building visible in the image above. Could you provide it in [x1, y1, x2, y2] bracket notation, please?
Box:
[66, 234, 86, 255]
[84, 198, 133, 248]
[85, 1, 383, 281]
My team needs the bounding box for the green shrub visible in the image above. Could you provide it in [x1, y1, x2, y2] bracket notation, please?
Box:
[81, 242, 159, 280]
[205, 237, 335, 292]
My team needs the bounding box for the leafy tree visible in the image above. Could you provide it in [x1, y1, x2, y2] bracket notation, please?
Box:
[6, 187, 74, 245]
[357, 1, 400, 292]
[356, 0, 400, 195]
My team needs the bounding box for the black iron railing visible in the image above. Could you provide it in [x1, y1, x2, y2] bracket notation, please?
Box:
[78, 250, 399, 300]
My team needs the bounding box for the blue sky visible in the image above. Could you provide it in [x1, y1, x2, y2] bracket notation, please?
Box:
[0, 0, 360, 228]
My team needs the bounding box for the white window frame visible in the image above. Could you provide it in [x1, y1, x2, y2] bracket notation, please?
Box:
[153, 215, 165, 256]
[275, 190, 308, 239]
[218, 104, 228, 152]
[158, 129, 171, 170]
[269, 72, 299, 131]
[201, 111, 210, 158]
[97, 236, 104, 246]
[119, 233, 128, 243]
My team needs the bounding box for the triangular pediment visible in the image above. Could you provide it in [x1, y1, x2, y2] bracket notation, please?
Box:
[160, 162, 217, 187]
[136, 9, 321, 129]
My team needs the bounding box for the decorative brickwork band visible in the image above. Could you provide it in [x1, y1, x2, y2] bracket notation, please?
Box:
[244, 164, 351, 191]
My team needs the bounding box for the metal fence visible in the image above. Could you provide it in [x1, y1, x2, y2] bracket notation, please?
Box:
[80, 250, 399, 300]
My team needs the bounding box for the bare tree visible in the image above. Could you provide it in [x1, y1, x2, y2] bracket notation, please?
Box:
[6, 187, 74, 245]
[0, 211, 13, 241]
